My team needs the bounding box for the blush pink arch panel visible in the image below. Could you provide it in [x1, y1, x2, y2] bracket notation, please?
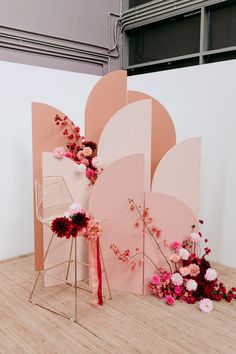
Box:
[152, 138, 201, 217]
[32, 103, 73, 271]
[84, 70, 127, 145]
[144, 192, 198, 293]
[128, 91, 176, 179]
[89, 154, 145, 294]
[42, 152, 89, 286]
[98, 99, 152, 191]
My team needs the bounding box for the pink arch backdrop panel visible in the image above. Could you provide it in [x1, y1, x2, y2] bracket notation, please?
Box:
[98, 99, 152, 191]
[128, 91, 176, 179]
[32, 103, 74, 271]
[85, 70, 127, 145]
[152, 138, 201, 217]
[42, 152, 90, 286]
[89, 154, 145, 294]
[144, 192, 198, 293]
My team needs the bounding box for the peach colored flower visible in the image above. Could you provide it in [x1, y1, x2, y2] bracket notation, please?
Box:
[83, 146, 93, 157]
[179, 266, 190, 277]
[189, 263, 200, 277]
[170, 253, 180, 263]
[81, 158, 89, 166]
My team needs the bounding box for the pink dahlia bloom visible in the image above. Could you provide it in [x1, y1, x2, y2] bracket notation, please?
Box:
[171, 272, 183, 286]
[171, 240, 181, 250]
[186, 279, 198, 291]
[151, 274, 161, 285]
[205, 268, 217, 281]
[189, 264, 200, 277]
[165, 295, 175, 306]
[179, 266, 190, 277]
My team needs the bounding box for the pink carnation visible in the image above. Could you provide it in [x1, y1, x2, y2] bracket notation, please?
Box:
[189, 264, 200, 277]
[170, 253, 180, 263]
[171, 240, 181, 250]
[151, 274, 161, 285]
[179, 266, 190, 277]
[86, 168, 95, 179]
[54, 147, 65, 159]
[165, 295, 175, 306]
[174, 286, 182, 295]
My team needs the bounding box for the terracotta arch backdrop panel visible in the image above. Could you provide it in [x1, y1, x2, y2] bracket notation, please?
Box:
[42, 152, 90, 287]
[85, 70, 127, 145]
[89, 154, 145, 294]
[32, 103, 74, 270]
[152, 138, 201, 218]
[144, 192, 198, 293]
[98, 99, 152, 191]
[128, 91, 176, 178]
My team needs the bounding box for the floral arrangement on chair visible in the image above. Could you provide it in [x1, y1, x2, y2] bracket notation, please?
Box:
[53, 114, 103, 185]
[51, 203, 102, 240]
[110, 199, 236, 313]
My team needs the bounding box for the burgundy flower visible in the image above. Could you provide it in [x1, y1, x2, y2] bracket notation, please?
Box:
[71, 212, 89, 230]
[51, 217, 72, 238]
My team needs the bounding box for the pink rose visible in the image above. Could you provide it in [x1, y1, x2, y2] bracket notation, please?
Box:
[151, 274, 161, 285]
[171, 240, 181, 250]
[53, 147, 65, 159]
[165, 295, 175, 306]
[189, 264, 200, 277]
[179, 266, 190, 277]
[83, 146, 93, 157]
[86, 168, 95, 179]
[174, 286, 182, 295]
[170, 253, 180, 263]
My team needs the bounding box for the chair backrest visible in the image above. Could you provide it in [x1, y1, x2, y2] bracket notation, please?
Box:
[35, 176, 74, 223]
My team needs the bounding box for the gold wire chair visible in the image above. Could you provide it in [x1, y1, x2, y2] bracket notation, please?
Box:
[29, 175, 111, 323]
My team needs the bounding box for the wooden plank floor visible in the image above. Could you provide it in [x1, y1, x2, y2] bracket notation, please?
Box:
[0, 255, 235, 354]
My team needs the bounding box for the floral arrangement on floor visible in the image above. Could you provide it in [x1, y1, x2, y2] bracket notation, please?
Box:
[53, 114, 103, 185]
[110, 199, 236, 313]
[51, 203, 102, 240]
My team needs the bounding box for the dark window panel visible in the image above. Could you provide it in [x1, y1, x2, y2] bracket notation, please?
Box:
[208, 2, 236, 50]
[128, 14, 200, 66]
[127, 57, 199, 75]
[204, 50, 236, 63]
[129, 0, 153, 8]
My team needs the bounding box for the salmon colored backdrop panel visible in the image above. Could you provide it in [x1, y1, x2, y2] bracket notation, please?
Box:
[84, 70, 127, 145]
[32, 103, 69, 270]
[127, 91, 176, 179]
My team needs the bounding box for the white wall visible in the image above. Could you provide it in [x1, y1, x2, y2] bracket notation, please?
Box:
[0, 60, 100, 261]
[128, 60, 236, 268]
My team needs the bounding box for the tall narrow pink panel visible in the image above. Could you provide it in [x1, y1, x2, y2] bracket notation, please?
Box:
[128, 91, 176, 178]
[42, 152, 90, 286]
[98, 99, 152, 191]
[144, 192, 198, 293]
[152, 138, 201, 218]
[32, 103, 73, 270]
[85, 70, 127, 145]
[89, 154, 145, 294]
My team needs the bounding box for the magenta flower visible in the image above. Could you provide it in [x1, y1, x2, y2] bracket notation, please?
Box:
[171, 240, 181, 250]
[165, 295, 175, 306]
[151, 274, 161, 285]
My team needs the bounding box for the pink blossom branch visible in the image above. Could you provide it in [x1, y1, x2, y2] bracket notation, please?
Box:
[129, 199, 173, 274]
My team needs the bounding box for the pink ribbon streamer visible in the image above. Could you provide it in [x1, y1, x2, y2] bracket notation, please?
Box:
[89, 237, 103, 306]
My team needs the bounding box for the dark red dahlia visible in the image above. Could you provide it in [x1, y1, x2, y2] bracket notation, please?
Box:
[82, 140, 97, 152]
[51, 217, 72, 238]
[71, 212, 89, 230]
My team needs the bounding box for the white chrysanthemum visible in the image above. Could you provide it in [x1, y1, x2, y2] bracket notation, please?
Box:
[92, 156, 102, 168]
[205, 268, 217, 281]
[178, 248, 190, 260]
[190, 232, 200, 243]
[199, 298, 214, 313]
[186, 279, 198, 291]
[77, 163, 86, 173]
[69, 203, 82, 212]
[171, 272, 183, 286]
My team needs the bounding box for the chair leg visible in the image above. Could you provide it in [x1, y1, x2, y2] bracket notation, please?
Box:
[65, 237, 74, 282]
[29, 232, 54, 302]
[74, 237, 78, 322]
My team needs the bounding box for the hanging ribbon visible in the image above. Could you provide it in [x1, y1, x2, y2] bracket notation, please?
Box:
[89, 236, 103, 306]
